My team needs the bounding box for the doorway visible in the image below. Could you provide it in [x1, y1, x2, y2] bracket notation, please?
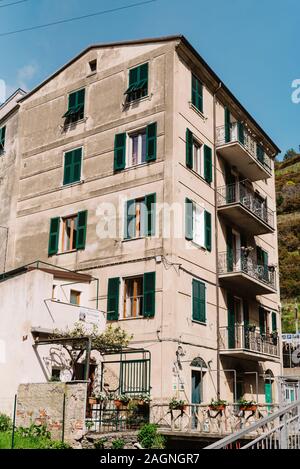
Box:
[191, 370, 202, 429]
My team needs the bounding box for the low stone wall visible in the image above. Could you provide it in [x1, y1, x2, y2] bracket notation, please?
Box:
[82, 431, 139, 449]
[16, 382, 88, 442]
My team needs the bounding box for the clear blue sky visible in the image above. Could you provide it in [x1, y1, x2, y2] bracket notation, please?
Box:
[1, 0, 299, 158]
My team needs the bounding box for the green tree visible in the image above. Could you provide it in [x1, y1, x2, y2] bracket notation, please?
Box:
[283, 148, 297, 161]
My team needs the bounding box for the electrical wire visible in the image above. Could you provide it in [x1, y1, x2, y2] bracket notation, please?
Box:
[0, 0, 29, 7]
[0, 0, 157, 37]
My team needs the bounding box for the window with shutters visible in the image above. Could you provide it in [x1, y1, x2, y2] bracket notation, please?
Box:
[124, 194, 156, 240]
[193, 140, 202, 176]
[192, 279, 206, 323]
[128, 129, 147, 167]
[186, 199, 212, 251]
[63, 148, 82, 185]
[123, 276, 144, 319]
[125, 63, 148, 103]
[0, 126, 6, 155]
[191, 74, 203, 113]
[63, 88, 85, 124]
[48, 211, 87, 256]
[186, 129, 212, 183]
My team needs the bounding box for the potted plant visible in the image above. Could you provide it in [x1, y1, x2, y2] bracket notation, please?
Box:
[270, 330, 278, 345]
[92, 391, 107, 404]
[168, 397, 187, 411]
[209, 399, 228, 411]
[88, 396, 98, 405]
[246, 323, 256, 333]
[114, 394, 131, 409]
[238, 399, 257, 412]
[135, 393, 151, 407]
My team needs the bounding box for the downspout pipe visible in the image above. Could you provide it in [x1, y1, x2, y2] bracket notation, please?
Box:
[213, 82, 222, 398]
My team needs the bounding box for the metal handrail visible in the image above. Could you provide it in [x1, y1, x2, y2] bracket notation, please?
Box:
[203, 400, 300, 449]
[217, 181, 274, 229]
[218, 250, 276, 289]
[216, 122, 272, 172]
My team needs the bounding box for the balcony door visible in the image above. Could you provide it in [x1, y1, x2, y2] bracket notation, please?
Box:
[226, 227, 241, 272]
[228, 294, 243, 349]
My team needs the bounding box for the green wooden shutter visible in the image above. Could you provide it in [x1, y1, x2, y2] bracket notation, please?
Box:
[224, 107, 231, 143]
[204, 211, 212, 252]
[72, 148, 82, 182]
[129, 66, 139, 88]
[107, 278, 120, 321]
[146, 123, 157, 162]
[186, 128, 193, 169]
[227, 293, 235, 349]
[259, 307, 266, 335]
[144, 193, 156, 236]
[0, 126, 6, 151]
[243, 300, 249, 348]
[63, 151, 73, 185]
[204, 145, 212, 183]
[48, 217, 60, 256]
[226, 226, 233, 271]
[272, 312, 277, 331]
[124, 199, 136, 239]
[114, 133, 126, 171]
[63, 149, 82, 185]
[139, 63, 148, 94]
[76, 210, 88, 250]
[263, 250, 269, 282]
[185, 198, 193, 240]
[257, 144, 265, 164]
[238, 122, 245, 144]
[68, 92, 76, 111]
[143, 272, 155, 318]
[191, 75, 203, 113]
[192, 279, 206, 322]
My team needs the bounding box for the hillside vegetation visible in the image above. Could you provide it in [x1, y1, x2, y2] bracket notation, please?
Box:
[275, 154, 300, 332]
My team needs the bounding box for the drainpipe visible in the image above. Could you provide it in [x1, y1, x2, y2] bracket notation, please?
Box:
[0, 226, 9, 273]
[213, 83, 222, 398]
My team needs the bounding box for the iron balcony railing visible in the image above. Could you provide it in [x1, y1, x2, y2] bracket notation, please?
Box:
[219, 325, 280, 357]
[218, 249, 276, 290]
[216, 122, 272, 173]
[217, 181, 274, 229]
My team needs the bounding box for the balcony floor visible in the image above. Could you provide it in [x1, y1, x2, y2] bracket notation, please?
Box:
[218, 271, 276, 296]
[218, 203, 274, 236]
[217, 141, 271, 182]
[220, 348, 280, 362]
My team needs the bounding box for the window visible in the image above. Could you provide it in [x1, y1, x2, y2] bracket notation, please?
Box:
[186, 128, 212, 183]
[192, 279, 206, 322]
[70, 290, 81, 305]
[63, 148, 82, 185]
[0, 126, 6, 155]
[129, 130, 146, 167]
[48, 210, 88, 256]
[125, 62, 148, 102]
[63, 89, 85, 124]
[185, 198, 211, 251]
[107, 272, 156, 321]
[89, 59, 97, 73]
[124, 193, 156, 240]
[257, 246, 269, 281]
[114, 122, 157, 171]
[123, 276, 143, 318]
[191, 74, 203, 113]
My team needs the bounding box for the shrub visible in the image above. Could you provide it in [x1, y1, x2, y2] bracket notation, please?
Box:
[137, 423, 165, 449]
[18, 424, 51, 439]
[94, 437, 107, 449]
[0, 414, 12, 432]
[112, 438, 125, 449]
[40, 439, 72, 449]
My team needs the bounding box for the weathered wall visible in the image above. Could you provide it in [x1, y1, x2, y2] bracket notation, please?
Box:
[16, 382, 88, 441]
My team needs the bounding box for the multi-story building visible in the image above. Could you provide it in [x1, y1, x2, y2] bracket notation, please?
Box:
[0, 35, 282, 409]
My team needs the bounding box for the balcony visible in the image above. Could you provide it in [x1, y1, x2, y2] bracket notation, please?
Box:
[217, 181, 275, 236]
[218, 250, 276, 296]
[219, 325, 280, 361]
[216, 122, 272, 182]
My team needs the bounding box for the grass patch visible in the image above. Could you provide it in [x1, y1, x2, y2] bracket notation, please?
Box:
[0, 431, 71, 449]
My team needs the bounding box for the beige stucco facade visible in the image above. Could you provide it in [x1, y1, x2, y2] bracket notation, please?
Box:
[0, 36, 282, 408]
